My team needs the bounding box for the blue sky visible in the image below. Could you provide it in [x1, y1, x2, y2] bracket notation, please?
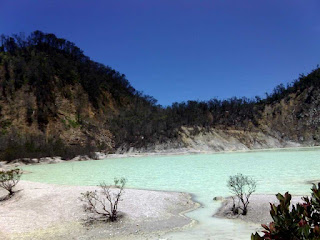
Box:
[1, 0, 320, 106]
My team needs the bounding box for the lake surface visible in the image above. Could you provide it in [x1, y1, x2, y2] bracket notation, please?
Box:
[22, 147, 320, 239]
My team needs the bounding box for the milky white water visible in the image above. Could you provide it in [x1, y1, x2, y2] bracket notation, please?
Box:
[22, 147, 320, 239]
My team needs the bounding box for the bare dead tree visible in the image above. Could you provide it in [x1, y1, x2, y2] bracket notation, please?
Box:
[230, 196, 239, 214]
[80, 177, 127, 222]
[227, 173, 256, 215]
[0, 168, 22, 196]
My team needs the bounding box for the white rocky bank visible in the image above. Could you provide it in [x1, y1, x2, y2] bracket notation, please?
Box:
[118, 126, 303, 154]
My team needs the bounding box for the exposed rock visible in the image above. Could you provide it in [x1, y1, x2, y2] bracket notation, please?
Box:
[1, 31, 320, 160]
[94, 152, 107, 160]
[79, 155, 91, 161]
[213, 196, 224, 201]
[122, 126, 304, 154]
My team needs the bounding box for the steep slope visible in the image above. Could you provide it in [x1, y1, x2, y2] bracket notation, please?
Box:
[0, 31, 157, 161]
[259, 86, 320, 144]
[0, 31, 319, 161]
[117, 69, 320, 153]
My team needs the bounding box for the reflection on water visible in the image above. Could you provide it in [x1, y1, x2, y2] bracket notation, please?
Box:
[22, 147, 320, 239]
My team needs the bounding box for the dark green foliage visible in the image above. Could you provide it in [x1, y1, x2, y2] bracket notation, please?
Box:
[1, 31, 320, 157]
[0, 120, 12, 132]
[26, 105, 33, 125]
[251, 183, 320, 240]
[0, 168, 22, 196]
[263, 68, 320, 104]
[0, 31, 139, 129]
[0, 134, 97, 162]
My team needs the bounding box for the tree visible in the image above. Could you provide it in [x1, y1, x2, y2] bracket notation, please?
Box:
[227, 173, 256, 215]
[0, 168, 22, 196]
[80, 178, 127, 222]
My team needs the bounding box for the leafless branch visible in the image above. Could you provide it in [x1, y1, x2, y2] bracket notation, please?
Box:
[80, 177, 127, 222]
[227, 173, 256, 215]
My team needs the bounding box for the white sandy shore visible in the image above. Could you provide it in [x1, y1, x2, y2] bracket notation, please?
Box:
[1, 146, 318, 239]
[214, 194, 305, 224]
[0, 181, 199, 240]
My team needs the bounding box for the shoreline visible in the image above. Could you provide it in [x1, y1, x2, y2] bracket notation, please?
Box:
[1, 147, 318, 238]
[214, 194, 305, 225]
[109, 145, 320, 158]
[2, 145, 320, 171]
[0, 180, 200, 240]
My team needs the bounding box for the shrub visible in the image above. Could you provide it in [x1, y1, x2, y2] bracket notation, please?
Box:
[0, 133, 99, 162]
[251, 183, 320, 240]
[0, 168, 22, 196]
[227, 173, 257, 215]
[80, 177, 127, 222]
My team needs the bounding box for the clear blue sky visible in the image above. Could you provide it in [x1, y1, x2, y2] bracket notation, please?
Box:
[1, 0, 320, 106]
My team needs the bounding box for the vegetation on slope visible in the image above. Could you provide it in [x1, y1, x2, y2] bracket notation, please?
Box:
[0, 31, 319, 161]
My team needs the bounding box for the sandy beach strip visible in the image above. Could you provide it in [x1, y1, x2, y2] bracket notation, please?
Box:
[214, 194, 305, 224]
[0, 181, 199, 240]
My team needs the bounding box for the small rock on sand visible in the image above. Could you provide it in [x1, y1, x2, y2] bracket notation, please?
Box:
[213, 196, 224, 201]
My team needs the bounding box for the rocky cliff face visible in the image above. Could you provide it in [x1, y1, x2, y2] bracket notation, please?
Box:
[123, 87, 320, 154]
[0, 82, 116, 161]
[120, 126, 303, 154]
[259, 87, 320, 144]
[0, 84, 114, 147]
[0, 31, 151, 161]
[1, 31, 319, 161]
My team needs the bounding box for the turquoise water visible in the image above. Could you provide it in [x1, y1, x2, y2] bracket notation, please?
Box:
[22, 148, 320, 239]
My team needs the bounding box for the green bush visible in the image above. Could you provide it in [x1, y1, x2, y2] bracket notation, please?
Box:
[0, 168, 22, 196]
[251, 183, 320, 240]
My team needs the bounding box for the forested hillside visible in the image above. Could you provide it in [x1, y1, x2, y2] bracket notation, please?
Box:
[0, 31, 319, 161]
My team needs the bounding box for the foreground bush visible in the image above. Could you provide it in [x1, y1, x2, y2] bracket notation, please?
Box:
[251, 183, 320, 240]
[227, 173, 256, 215]
[80, 178, 127, 222]
[0, 168, 22, 196]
